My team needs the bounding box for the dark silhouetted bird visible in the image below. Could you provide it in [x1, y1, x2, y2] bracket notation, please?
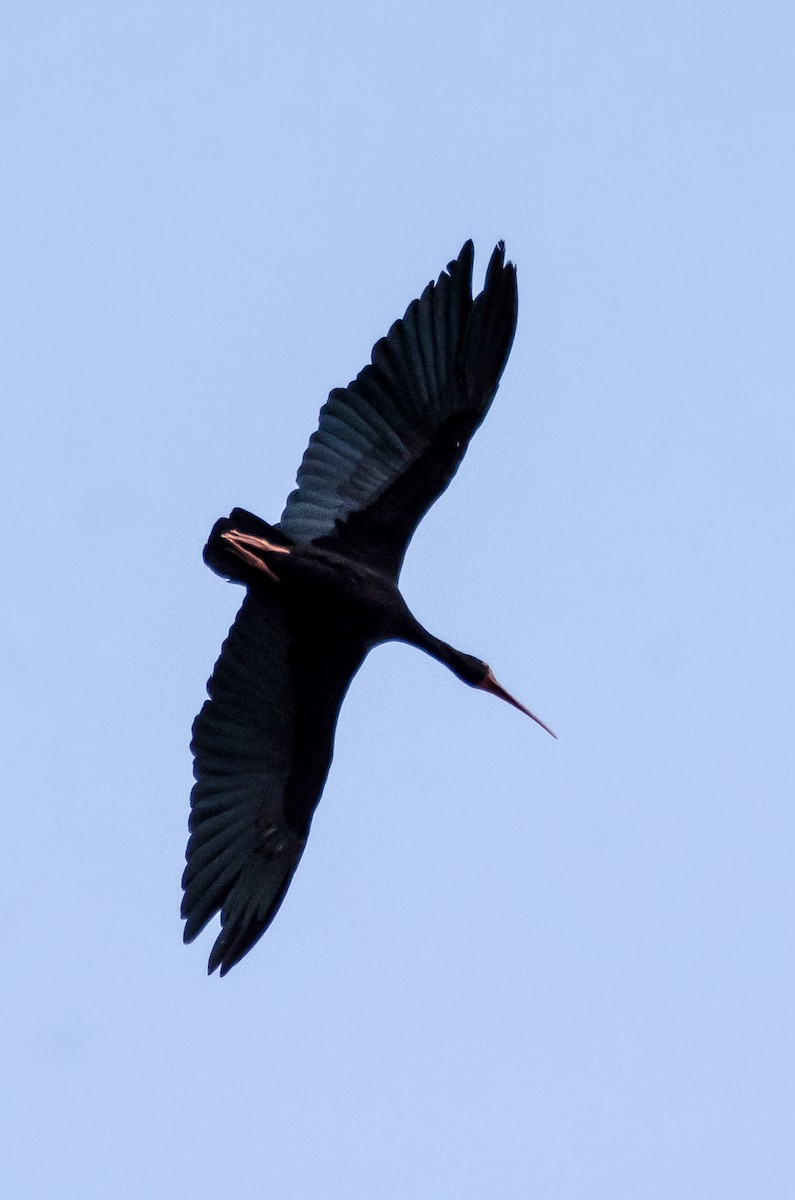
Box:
[183, 240, 554, 975]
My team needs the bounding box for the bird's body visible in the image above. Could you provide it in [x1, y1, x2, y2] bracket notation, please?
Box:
[257, 542, 413, 646]
[183, 241, 553, 975]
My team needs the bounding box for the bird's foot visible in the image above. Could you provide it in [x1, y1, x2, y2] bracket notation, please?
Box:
[220, 530, 290, 582]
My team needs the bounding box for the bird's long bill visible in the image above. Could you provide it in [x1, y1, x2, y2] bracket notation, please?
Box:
[479, 668, 557, 738]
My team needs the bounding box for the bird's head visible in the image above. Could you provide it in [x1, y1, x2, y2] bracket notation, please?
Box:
[453, 653, 557, 738]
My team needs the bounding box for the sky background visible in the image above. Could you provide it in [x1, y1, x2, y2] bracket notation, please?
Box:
[3, 2, 794, 1196]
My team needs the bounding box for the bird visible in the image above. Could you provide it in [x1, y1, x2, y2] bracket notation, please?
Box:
[182, 240, 554, 976]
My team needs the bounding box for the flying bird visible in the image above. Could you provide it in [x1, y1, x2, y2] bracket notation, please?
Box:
[183, 240, 554, 975]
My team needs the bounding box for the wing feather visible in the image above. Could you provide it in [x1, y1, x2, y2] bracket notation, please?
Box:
[183, 590, 364, 975]
[277, 241, 518, 577]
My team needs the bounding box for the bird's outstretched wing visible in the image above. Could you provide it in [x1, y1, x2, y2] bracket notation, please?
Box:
[182, 591, 365, 975]
[277, 241, 518, 579]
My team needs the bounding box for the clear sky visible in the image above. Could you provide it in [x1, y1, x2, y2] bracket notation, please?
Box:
[4, 2, 794, 1196]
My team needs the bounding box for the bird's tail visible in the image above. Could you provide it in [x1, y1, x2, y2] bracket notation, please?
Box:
[203, 507, 294, 583]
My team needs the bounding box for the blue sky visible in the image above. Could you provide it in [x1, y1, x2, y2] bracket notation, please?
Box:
[4, 2, 794, 1196]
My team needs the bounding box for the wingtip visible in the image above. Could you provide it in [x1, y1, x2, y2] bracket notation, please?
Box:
[207, 939, 224, 975]
[485, 240, 514, 288]
[207, 935, 245, 977]
[182, 906, 207, 946]
[448, 239, 475, 283]
[493, 238, 514, 265]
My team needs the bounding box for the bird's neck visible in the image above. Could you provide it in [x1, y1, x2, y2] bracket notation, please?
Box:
[403, 622, 472, 683]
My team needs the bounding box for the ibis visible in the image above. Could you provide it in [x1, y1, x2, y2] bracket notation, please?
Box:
[182, 241, 554, 975]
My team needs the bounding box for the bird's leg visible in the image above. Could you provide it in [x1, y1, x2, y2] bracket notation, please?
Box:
[220, 530, 290, 582]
